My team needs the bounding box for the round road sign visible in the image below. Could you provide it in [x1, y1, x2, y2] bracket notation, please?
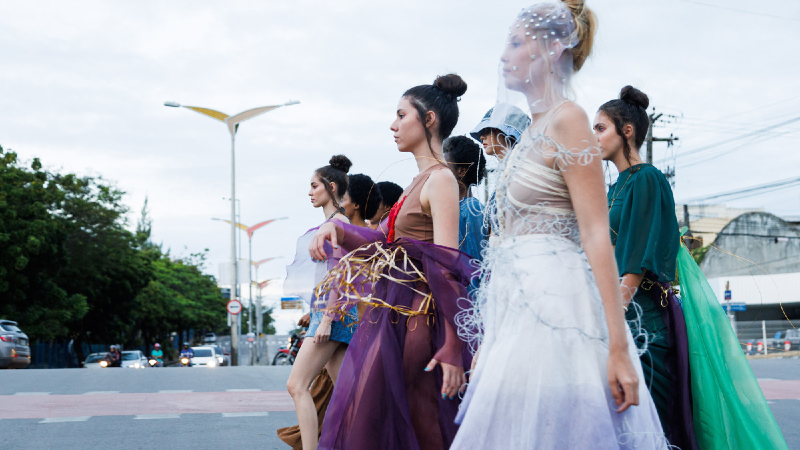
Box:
[227, 299, 243, 315]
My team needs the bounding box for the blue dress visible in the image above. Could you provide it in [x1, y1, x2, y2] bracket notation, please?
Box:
[458, 197, 487, 261]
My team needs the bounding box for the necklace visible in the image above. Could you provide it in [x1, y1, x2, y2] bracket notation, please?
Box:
[327, 207, 346, 221]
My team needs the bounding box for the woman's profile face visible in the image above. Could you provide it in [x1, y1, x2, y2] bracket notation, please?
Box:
[593, 111, 624, 161]
[340, 190, 358, 220]
[308, 174, 331, 209]
[479, 129, 512, 158]
[390, 97, 427, 153]
[501, 24, 544, 93]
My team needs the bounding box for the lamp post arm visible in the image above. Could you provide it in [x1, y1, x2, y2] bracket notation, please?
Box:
[246, 217, 288, 240]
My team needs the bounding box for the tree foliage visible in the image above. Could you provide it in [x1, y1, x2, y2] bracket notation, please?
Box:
[0, 145, 226, 349]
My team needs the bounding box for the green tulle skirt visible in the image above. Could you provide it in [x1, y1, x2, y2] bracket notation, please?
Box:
[677, 244, 788, 449]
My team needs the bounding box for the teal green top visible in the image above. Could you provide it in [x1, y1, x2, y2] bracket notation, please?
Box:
[607, 164, 678, 283]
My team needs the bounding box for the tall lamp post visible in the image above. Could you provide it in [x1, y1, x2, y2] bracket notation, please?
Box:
[166, 100, 299, 366]
[213, 217, 287, 364]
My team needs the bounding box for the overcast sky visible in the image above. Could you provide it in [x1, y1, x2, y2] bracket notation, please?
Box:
[2, 1, 799, 333]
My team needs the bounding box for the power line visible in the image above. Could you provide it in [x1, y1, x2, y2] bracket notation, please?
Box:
[655, 115, 800, 164]
[674, 0, 800, 22]
[679, 175, 800, 204]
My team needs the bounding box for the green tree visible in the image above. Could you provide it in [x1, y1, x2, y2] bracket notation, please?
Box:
[54, 172, 152, 348]
[0, 146, 88, 340]
[262, 306, 276, 335]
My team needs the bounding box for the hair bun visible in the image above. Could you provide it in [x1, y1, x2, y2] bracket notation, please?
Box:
[434, 74, 468, 99]
[620, 85, 649, 109]
[328, 154, 352, 173]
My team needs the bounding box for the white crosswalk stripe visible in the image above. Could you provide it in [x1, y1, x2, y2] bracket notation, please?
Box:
[134, 414, 180, 419]
[222, 412, 269, 417]
[39, 417, 89, 423]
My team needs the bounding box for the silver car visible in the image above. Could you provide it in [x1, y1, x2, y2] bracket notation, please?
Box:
[121, 350, 148, 369]
[0, 320, 31, 369]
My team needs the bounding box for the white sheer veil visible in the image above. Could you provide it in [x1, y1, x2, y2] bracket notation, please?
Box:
[488, 2, 580, 130]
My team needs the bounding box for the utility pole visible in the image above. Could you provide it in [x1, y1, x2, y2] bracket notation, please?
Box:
[645, 110, 680, 186]
[645, 111, 680, 164]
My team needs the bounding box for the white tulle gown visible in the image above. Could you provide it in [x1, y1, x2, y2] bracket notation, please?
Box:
[452, 116, 668, 449]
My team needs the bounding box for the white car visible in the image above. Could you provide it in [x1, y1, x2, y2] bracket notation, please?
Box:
[121, 350, 148, 368]
[83, 352, 108, 369]
[191, 346, 222, 367]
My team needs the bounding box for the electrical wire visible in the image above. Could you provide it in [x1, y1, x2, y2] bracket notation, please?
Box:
[679, 175, 800, 204]
[655, 115, 800, 164]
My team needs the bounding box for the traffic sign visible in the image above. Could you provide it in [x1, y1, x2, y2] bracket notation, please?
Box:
[227, 299, 243, 315]
[722, 302, 746, 312]
[724, 290, 732, 300]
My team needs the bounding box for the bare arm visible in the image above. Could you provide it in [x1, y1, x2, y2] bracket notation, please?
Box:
[549, 102, 639, 412]
[421, 168, 460, 249]
[420, 167, 464, 399]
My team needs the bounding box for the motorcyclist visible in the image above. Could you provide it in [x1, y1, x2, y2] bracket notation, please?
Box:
[150, 343, 163, 367]
[105, 345, 122, 367]
[180, 342, 194, 366]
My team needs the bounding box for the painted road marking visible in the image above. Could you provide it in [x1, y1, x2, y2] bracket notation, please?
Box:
[0, 391, 294, 420]
[225, 389, 261, 392]
[84, 391, 120, 395]
[14, 392, 50, 395]
[39, 416, 89, 423]
[222, 412, 269, 417]
[135, 414, 180, 420]
[158, 390, 193, 393]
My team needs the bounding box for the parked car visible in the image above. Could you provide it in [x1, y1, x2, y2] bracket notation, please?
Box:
[83, 352, 109, 369]
[121, 350, 148, 368]
[765, 329, 800, 351]
[0, 320, 31, 369]
[203, 333, 217, 343]
[191, 346, 219, 367]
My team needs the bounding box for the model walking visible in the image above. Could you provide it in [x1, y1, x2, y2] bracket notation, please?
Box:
[284, 155, 357, 450]
[451, 2, 667, 449]
[306, 74, 474, 450]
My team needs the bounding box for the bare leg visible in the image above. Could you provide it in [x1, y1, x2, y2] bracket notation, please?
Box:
[287, 339, 342, 450]
[324, 344, 349, 383]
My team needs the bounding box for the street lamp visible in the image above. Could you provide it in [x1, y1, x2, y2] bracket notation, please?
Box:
[212, 217, 288, 364]
[166, 100, 299, 366]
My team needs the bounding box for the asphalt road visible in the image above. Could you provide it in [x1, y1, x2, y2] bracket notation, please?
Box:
[1, 358, 798, 450]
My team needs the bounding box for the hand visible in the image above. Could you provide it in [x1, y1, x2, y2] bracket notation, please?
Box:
[297, 313, 311, 328]
[309, 222, 338, 262]
[469, 346, 480, 376]
[607, 348, 639, 412]
[313, 316, 332, 344]
[425, 359, 466, 400]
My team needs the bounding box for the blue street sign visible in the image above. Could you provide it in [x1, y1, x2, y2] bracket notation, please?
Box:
[724, 290, 732, 300]
[221, 287, 231, 299]
[722, 303, 746, 312]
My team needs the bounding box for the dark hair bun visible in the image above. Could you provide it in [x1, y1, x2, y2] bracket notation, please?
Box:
[329, 154, 352, 174]
[620, 85, 649, 109]
[434, 74, 468, 98]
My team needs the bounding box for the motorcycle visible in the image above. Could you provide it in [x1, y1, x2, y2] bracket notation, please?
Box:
[272, 332, 303, 365]
[180, 356, 191, 367]
[148, 358, 160, 368]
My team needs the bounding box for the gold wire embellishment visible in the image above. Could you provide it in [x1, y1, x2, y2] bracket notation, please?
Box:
[314, 242, 436, 326]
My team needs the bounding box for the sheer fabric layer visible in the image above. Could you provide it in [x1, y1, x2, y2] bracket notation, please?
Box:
[316, 222, 477, 450]
[452, 235, 667, 450]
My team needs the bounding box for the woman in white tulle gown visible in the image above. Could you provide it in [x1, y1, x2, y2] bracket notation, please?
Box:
[451, 2, 668, 449]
